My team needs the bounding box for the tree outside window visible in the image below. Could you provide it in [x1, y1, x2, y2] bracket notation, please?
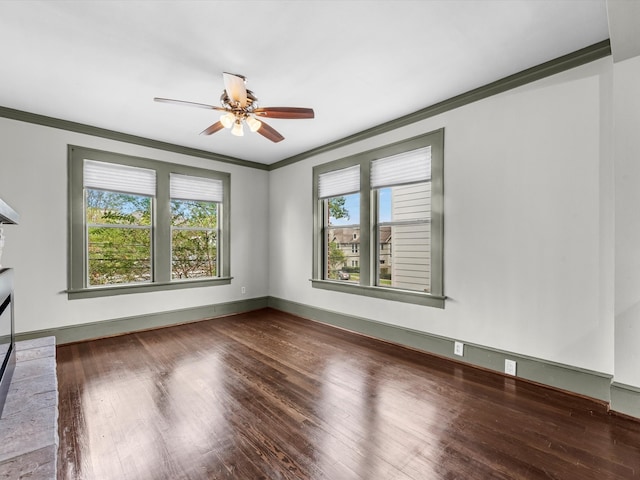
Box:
[86, 190, 151, 285]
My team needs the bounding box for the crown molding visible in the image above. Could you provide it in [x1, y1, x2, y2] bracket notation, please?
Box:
[269, 39, 611, 171]
[0, 106, 269, 171]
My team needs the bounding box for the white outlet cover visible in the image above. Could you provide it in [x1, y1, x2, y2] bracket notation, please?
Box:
[505, 359, 517, 375]
[454, 341, 464, 356]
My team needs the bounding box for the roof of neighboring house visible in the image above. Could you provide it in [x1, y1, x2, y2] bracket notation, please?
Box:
[379, 226, 391, 243]
[329, 226, 391, 244]
[329, 227, 358, 244]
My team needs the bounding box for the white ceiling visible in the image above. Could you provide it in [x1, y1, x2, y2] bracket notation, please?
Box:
[0, 1, 611, 165]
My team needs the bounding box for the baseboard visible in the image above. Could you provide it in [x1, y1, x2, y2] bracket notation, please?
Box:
[610, 382, 640, 419]
[15, 296, 269, 345]
[267, 296, 613, 403]
[17, 294, 633, 417]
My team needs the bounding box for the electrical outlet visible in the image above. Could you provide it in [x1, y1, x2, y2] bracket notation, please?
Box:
[454, 341, 464, 356]
[241, 286, 246, 294]
[505, 359, 517, 376]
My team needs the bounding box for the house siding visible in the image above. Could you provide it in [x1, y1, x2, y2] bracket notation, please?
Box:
[391, 182, 431, 291]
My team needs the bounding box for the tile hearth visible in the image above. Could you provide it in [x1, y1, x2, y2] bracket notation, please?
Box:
[0, 337, 57, 479]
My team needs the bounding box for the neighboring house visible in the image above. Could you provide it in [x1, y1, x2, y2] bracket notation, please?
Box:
[329, 227, 360, 270]
[329, 226, 392, 272]
[378, 226, 392, 276]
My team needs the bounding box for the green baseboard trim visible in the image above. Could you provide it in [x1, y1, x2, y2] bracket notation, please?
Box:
[267, 296, 613, 402]
[16, 294, 632, 416]
[610, 382, 640, 419]
[15, 296, 269, 345]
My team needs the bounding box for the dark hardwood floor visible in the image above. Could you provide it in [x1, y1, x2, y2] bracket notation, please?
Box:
[57, 308, 640, 479]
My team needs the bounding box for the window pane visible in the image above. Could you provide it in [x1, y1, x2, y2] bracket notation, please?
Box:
[326, 226, 360, 282]
[171, 199, 218, 280]
[171, 230, 217, 279]
[171, 200, 217, 229]
[378, 183, 431, 223]
[325, 192, 359, 282]
[327, 192, 359, 225]
[378, 182, 431, 292]
[86, 189, 151, 226]
[86, 189, 152, 286]
[378, 224, 431, 292]
[88, 227, 151, 285]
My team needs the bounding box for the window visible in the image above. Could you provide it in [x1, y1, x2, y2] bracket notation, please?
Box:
[68, 146, 230, 298]
[170, 174, 222, 280]
[312, 129, 444, 308]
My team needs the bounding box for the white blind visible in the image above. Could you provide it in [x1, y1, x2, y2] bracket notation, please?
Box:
[371, 146, 431, 188]
[84, 160, 156, 196]
[170, 173, 223, 203]
[318, 165, 360, 199]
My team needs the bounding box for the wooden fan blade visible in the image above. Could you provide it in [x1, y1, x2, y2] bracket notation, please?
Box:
[223, 72, 247, 107]
[256, 120, 284, 143]
[253, 107, 315, 119]
[154, 97, 225, 111]
[200, 121, 225, 136]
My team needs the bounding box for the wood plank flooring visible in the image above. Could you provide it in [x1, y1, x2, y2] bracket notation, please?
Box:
[56, 308, 640, 479]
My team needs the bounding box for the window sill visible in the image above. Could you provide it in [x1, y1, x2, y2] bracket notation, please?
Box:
[68, 277, 233, 299]
[310, 279, 445, 309]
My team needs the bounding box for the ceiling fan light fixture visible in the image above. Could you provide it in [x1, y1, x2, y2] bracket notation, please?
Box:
[231, 120, 244, 137]
[220, 112, 235, 128]
[245, 115, 262, 133]
[155, 72, 314, 143]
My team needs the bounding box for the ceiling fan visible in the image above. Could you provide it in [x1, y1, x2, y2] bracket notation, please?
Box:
[154, 72, 314, 143]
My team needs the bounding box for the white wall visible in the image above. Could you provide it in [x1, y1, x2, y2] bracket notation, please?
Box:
[0, 118, 270, 334]
[614, 54, 640, 387]
[269, 58, 617, 376]
[3, 53, 638, 393]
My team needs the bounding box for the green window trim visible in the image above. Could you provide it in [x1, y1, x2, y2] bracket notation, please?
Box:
[67, 277, 233, 299]
[68, 145, 231, 298]
[312, 129, 445, 308]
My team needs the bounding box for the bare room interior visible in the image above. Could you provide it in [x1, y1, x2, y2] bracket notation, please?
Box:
[1, 1, 640, 478]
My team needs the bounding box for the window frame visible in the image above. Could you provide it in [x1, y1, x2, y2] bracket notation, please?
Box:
[312, 129, 445, 308]
[68, 145, 231, 299]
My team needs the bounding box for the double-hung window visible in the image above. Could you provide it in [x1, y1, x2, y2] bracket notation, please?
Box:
[68, 146, 230, 298]
[170, 174, 222, 280]
[312, 129, 444, 308]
